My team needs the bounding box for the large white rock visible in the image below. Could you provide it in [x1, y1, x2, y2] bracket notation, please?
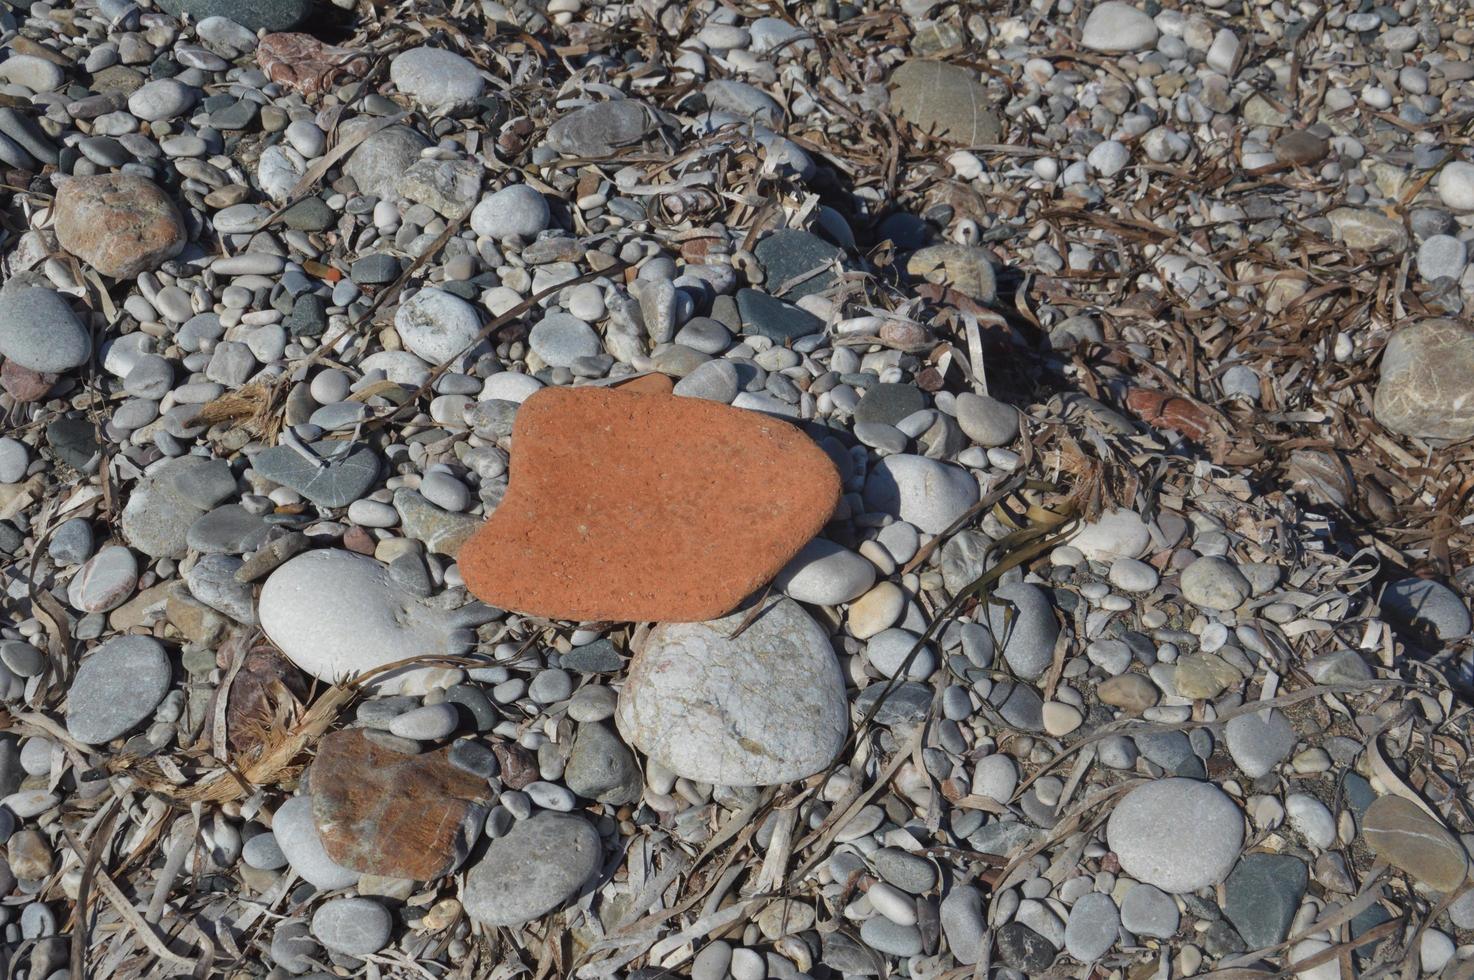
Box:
[617, 597, 847, 786]
[862, 454, 979, 534]
[1080, 2, 1159, 53]
[389, 46, 486, 112]
[1437, 160, 1474, 212]
[1069, 508, 1151, 561]
[394, 288, 483, 367]
[259, 549, 492, 693]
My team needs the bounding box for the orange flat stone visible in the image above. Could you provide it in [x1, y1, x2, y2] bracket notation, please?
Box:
[460, 386, 840, 622]
[613, 372, 675, 395]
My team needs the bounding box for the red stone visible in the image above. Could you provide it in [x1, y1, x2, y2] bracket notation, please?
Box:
[0, 360, 56, 402]
[53, 174, 186, 278]
[310, 730, 493, 881]
[257, 33, 369, 99]
[460, 386, 840, 622]
[1126, 388, 1215, 442]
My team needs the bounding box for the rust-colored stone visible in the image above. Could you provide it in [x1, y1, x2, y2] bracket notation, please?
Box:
[612, 373, 674, 395]
[53, 174, 186, 278]
[310, 730, 492, 881]
[459, 386, 840, 622]
[1126, 388, 1215, 442]
[256, 33, 369, 99]
[0, 360, 56, 402]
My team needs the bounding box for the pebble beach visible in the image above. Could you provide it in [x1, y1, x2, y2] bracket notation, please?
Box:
[1, 0, 1474, 977]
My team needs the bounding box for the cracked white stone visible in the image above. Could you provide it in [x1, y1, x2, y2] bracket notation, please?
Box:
[617, 596, 847, 786]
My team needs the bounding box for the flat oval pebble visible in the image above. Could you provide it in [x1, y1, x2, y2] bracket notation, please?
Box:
[311, 897, 392, 955]
[66, 636, 171, 745]
[1106, 778, 1244, 893]
[0, 287, 92, 374]
[1362, 795, 1469, 892]
[390, 46, 485, 112]
[272, 795, 359, 891]
[259, 549, 488, 693]
[462, 812, 601, 926]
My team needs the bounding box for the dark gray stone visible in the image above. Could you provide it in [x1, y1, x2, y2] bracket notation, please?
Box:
[352, 253, 402, 285]
[1223, 853, 1308, 949]
[462, 812, 601, 926]
[564, 721, 641, 805]
[46, 415, 100, 471]
[853, 382, 926, 426]
[285, 293, 328, 338]
[544, 100, 654, 157]
[186, 505, 273, 554]
[755, 228, 842, 300]
[562, 639, 623, 673]
[996, 922, 1056, 973]
[854, 681, 933, 727]
[736, 288, 824, 342]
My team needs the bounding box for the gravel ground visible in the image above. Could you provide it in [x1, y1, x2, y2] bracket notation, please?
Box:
[1, 0, 1474, 977]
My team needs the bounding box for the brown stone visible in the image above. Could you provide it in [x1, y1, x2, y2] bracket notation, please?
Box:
[209, 646, 307, 756]
[310, 729, 493, 881]
[906, 244, 997, 303]
[1362, 795, 1469, 892]
[257, 33, 369, 99]
[1273, 130, 1328, 167]
[0, 360, 56, 402]
[1097, 673, 1159, 714]
[492, 741, 540, 790]
[460, 386, 840, 622]
[53, 174, 186, 278]
[890, 60, 1003, 144]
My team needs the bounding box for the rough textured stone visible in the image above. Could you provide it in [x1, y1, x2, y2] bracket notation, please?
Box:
[907, 245, 997, 303]
[461, 387, 840, 622]
[54, 174, 186, 278]
[251, 440, 379, 508]
[65, 635, 171, 745]
[755, 228, 842, 300]
[310, 730, 492, 880]
[259, 549, 493, 693]
[544, 100, 654, 157]
[257, 33, 369, 98]
[1223, 853, 1308, 949]
[617, 597, 847, 786]
[563, 721, 641, 805]
[1374, 319, 1474, 442]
